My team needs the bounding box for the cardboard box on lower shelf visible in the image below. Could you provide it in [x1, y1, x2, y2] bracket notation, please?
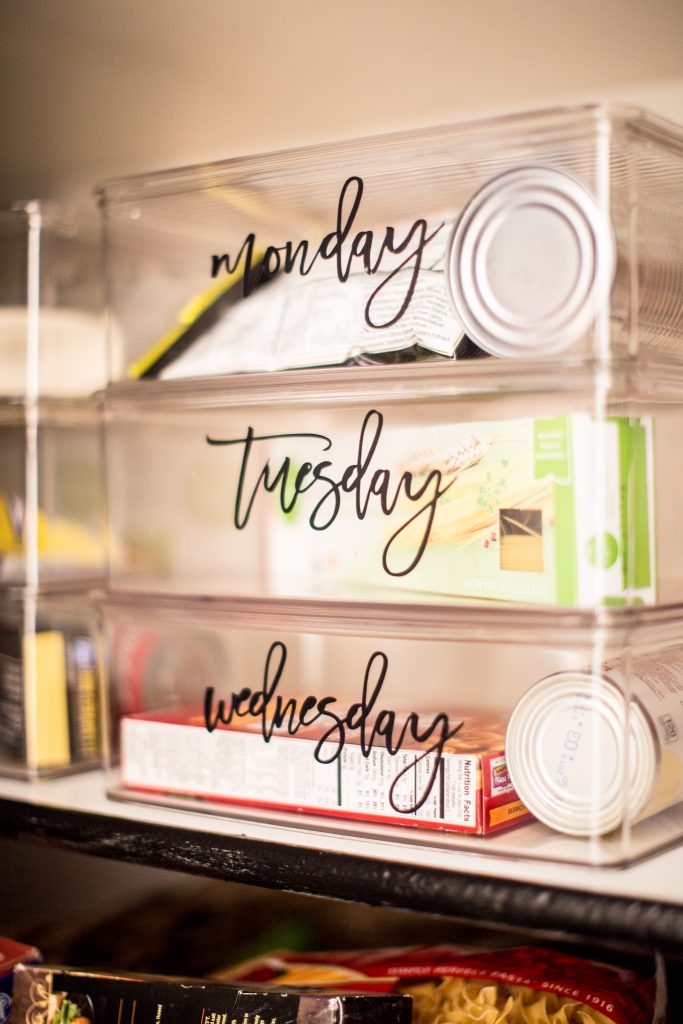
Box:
[9, 964, 410, 1024]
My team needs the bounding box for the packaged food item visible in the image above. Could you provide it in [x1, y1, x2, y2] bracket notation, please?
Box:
[444, 166, 617, 359]
[507, 645, 683, 836]
[0, 624, 100, 774]
[271, 412, 655, 608]
[150, 271, 474, 379]
[0, 937, 41, 1024]
[120, 686, 529, 834]
[64, 634, 100, 764]
[0, 405, 106, 588]
[9, 963, 411, 1024]
[225, 945, 663, 1024]
[444, 157, 683, 361]
[126, 211, 475, 380]
[128, 254, 273, 379]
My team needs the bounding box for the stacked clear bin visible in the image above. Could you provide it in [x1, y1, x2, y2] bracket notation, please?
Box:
[99, 104, 683, 865]
[0, 202, 106, 777]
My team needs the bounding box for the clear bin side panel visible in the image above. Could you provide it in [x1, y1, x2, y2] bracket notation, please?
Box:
[0, 209, 31, 398]
[0, 203, 108, 400]
[104, 385, 673, 609]
[0, 412, 106, 587]
[102, 596, 683, 866]
[629, 129, 683, 361]
[0, 421, 27, 583]
[100, 108, 683, 378]
[36, 417, 107, 582]
[0, 589, 102, 779]
[36, 222, 110, 398]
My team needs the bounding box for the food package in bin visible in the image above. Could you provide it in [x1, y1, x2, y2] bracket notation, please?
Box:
[121, 698, 530, 835]
[9, 963, 411, 1024]
[224, 945, 664, 1024]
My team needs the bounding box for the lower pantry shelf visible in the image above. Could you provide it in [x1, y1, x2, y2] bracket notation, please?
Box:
[1, 771, 683, 953]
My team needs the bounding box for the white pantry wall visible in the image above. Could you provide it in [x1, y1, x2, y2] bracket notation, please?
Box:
[0, 0, 682, 199]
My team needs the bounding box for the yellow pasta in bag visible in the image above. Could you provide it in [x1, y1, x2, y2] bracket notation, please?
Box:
[223, 945, 662, 1024]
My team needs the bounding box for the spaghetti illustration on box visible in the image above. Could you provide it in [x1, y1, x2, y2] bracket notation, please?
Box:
[258, 411, 655, 607]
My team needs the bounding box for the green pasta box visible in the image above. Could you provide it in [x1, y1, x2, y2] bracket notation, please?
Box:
[315, 413, 656, 607]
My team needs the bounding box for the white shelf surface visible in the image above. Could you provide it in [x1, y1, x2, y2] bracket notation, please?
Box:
[2, 770, 683, 911]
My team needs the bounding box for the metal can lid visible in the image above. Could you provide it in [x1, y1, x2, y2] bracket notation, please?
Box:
[506, 670, 657, 837]
[444, 166, 616, 358]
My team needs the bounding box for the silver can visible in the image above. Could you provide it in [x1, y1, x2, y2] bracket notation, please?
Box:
[444, 166, 616, 358]
[506, 648, 683, 836]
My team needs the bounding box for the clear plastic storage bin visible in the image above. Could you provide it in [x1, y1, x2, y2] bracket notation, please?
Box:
[0, 202, 109, 588]
[99, 104, 683, 870]
[104, 362, 672, 609]
[102, 590, 683, 866]
[0, 201, 110, 400]
[1, 585, 101, 779]
[0, 398, 106, 588]
[98, 105, 683, 376]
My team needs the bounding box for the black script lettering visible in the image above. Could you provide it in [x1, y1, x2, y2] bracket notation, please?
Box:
[345, 408, 383, 521]
[330, 175, 364, 282]
[365, 220, 445, 329]
[308, 461, 340, 529]
[206, 428, 332, 529]
[282, 238, 316, 276]
[387, 710, 461, 814]
[314, 649, 387, 761]
[211, 233, 258, 294]
[341, 651, 463, 813]
[260, 245, 282, 281]
[344, 650, 385, 741]
[210, 176, 444, 328]
[203, 641, 464, 814]
[203, 641, 344, 745]
[294, 461, 316, 494]
[204, 686, 224, 733]
[351, 229, 374, 270]
[382, 468, 456, 576]
[207, 410, 456, 575]
[204, 683, 253, 733]
[259, 640, 294, 741]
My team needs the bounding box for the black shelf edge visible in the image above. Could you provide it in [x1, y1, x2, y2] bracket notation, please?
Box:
[2, 797, 683, 953]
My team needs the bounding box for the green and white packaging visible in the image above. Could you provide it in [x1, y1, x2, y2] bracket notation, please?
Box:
[327, 413, 656, 607]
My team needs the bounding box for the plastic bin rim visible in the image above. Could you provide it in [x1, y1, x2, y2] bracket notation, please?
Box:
[94, 102, 683, 205]
[101, 356, 683, 408]
[96, 588, 683, 646]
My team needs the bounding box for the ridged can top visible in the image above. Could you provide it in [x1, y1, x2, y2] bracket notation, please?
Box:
[506, 668, 657, 836]
[445, 166, 616, 357]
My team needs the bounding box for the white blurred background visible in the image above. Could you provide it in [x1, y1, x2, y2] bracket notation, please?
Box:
[1, 0, 682, 200]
